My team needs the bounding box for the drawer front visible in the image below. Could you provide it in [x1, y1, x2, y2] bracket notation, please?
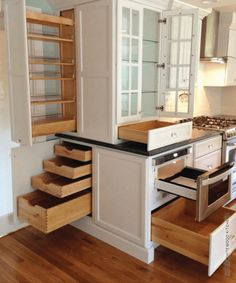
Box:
[31, 172, 92, 198]
[18, 190, 92, 233]
[194, 136, 222, 159]
[194, 149, 221, 171]
[209, 212, 236, 276]
[148, 122, 192, 151]
[55, 142, 92, 162]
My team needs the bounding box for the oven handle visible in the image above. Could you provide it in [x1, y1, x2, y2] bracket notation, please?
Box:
[200, 164, 234, 186]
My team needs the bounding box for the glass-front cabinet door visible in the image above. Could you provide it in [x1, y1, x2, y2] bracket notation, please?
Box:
[117, 1, 143, 123]
[159, 9, 198, 118]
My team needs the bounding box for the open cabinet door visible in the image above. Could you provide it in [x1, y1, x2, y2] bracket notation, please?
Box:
[159, 9, 198, 118]
[4, 0, 32, 146]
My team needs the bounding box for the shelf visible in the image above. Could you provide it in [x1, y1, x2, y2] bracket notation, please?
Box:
[31, 99, 75, 105]
[32, 116, 76, 137]
[26, 10, 74, 27]
[30, 77, 74, 81]
[28, 33, 73, 43]
[29, 58, 74, 66]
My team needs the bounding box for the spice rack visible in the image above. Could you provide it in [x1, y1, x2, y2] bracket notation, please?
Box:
[26, 10, 76, 137]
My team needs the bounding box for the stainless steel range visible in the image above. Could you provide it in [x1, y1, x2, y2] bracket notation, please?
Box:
[181, 115, 236, 200]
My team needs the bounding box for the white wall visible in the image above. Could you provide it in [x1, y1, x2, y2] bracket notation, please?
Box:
[194, 64, 223, 116]
[221, 86, 236, 116]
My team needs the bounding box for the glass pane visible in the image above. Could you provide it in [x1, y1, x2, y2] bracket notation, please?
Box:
[179, 41, 191, 65]
[131, 66, 138, 90]
[142, 63, 157, 92]
[143, 9, 159, 42]
[168, 16, 179, 40]
[143, 41, 158, 62]
[131, 93, 138, 115]
[181, 15, 193, 40]
[142, 92, 157, 117]
[168, 42, 178, 65]
[122, 8, 130, 35]
[164, 91, 176, 112]
[178, 91, 189, 113]
[179, 67, 190, 89]
[166, 67, 177, 89]
[121, 93, 129, 117]
[132, 10, 139, 36]
[122, 37, 130, 62]
[132, 39, 139, 62]
[122, 65, 129, 91]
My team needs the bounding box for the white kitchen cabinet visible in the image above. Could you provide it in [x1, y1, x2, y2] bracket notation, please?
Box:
[93, 147, 149, 246]
[75, 0, 204, 144]
[193, 135, 222, 170]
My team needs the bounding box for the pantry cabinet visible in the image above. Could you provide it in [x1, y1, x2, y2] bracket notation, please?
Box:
[76, 0, 203, 143]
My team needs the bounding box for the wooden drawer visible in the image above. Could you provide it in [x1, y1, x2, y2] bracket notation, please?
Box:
[152, 198, 236, 276]
[55, 142, 92, 162]
[43, 157, 92, 179]
[194, 149, 222, 170]
[118, 120, 192, 151]
[194, 136, 222, 159]
[18, 189, 91, 233]
[31, 172, 92, 198]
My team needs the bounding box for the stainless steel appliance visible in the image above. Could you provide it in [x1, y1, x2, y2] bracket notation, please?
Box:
[153, 145, 234, 222]
[180, 115, 236, 200]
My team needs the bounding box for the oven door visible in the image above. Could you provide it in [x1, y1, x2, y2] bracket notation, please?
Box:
[156, 162, 234, 221]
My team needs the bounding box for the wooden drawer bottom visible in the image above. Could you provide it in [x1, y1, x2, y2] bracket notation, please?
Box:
[18, 189, 91, 233]
[152, 198, 236, 276]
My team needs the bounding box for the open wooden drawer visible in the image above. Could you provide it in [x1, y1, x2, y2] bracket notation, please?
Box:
[43, 157, 92, 179]
[118, 120, 192, 151]
[31, 172, 92, 198]
[55, 142, 92, 162]
[152, 198, 236, 276]
[18, 189, 91, 233]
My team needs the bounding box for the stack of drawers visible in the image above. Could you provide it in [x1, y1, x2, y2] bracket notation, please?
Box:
[18, 142, 92, 233]
[193, 135, 222, 170]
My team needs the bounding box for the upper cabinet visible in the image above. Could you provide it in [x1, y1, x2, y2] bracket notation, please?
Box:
[117, 1, 199, 123]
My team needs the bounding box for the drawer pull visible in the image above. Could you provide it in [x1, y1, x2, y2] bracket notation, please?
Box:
[207, 165, 213, 169]
[208, 144, 213, 149]
[171, 132, 177, 138]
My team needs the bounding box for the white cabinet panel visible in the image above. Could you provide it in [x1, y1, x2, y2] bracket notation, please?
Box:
[194, 149, 222, 171]
[76, 0, 115, 143]
[4, 0, 32, 146]
[93, 147, 148, 246]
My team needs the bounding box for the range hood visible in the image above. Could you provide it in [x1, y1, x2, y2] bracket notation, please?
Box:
[200, 10, 228, 63]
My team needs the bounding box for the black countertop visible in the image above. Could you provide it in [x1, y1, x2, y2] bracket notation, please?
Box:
[56, 128, 222, 157]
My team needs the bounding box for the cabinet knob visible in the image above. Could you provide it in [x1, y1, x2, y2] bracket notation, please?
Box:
[208, 144, 213, 149]
[171, 132, 177, 138]
[207, 165, 213, 169]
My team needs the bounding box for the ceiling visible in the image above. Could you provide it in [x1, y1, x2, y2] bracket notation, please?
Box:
[181, 0, 236, 11]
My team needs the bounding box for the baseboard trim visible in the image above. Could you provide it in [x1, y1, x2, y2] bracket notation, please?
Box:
[72, 216, 155, 264]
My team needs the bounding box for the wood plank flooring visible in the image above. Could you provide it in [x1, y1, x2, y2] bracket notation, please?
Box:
[0, 225, 235, 283]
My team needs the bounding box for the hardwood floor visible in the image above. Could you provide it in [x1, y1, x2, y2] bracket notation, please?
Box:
[0, 225, 235, 283]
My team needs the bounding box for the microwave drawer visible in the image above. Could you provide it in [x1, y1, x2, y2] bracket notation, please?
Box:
[152, 198, 236, 276]
[156, 165, 233, 222]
